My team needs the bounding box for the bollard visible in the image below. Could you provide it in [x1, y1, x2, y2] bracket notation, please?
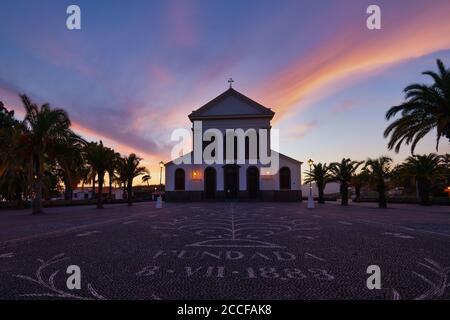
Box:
[156, 196, 162, 209]
[307, 193, 315, 209]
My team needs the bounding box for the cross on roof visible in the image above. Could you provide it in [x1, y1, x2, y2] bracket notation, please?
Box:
[228, 78, 234, 88]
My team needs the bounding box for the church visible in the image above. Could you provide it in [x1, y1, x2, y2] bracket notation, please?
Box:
[165, 84, 303, 201]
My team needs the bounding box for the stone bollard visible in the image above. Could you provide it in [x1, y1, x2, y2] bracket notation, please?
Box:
[156, 196, 163, 209]
[307, 193, 315, 209]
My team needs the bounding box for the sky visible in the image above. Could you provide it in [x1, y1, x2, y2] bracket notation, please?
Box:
[1, 0, 450, 184]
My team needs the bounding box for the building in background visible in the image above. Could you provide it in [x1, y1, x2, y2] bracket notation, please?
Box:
[165, 88, 302, 201]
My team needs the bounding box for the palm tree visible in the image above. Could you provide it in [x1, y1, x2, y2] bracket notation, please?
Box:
[79, 167, 90, 190]
[0, 103, 32, 207]
[0, 102, 21, 178]
[42, 164, 59, 200]
[106, 150, 120, 200]
[84, 141, 115, 209]
[329, 158, 364, 206]
[397, 153, 444, 205]
[351, 171, 370, 202]
[20, 95, 81, 214]
[0, 102, 17, 142]
[0, 167, 29, 206]
[364, 156, 393, 208]
[443, 154, 450, 186]
[82, 166, 96, 199]
[115, 157, 128, 200]
[389, 164, 414, 195]
[304, 163, 330, 204]
[53, 134, 86, 200]
[141, 173, 151, 187]
[119, 154, 147, 206]
[384, 59, 450, 154]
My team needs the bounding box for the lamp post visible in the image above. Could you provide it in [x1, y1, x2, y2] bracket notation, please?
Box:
[307, 158, 315, 209]
[159, 161, 164, 192]
[156, 161, 164, 208]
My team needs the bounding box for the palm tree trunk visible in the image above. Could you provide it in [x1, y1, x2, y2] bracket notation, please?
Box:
[318, 184, 325, 204]
[32, 175, 43, 213]
[16, 188, 24, 209]
[32, 156, 44, 214]
[97, 174, 104, 209]
[64, 178, 70, 200]
[127, 179, 133, 206]
[92, 175, 96, 200]
[68, 187, 73, 201]
[109, 178, 113, 200]
[418, 179, 431, 205]
[341, 182, 348, 206]
[378, 182, 387, 208]
[355, 186, 361, 202]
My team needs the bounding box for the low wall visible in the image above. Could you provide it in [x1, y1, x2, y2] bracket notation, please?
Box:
[165, 190, 302, 202]
[354, 196, 450, 205]
[0, 197, 155, 210]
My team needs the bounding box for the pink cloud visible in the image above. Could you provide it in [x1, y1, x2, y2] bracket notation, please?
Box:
[254, 1, 450, 120]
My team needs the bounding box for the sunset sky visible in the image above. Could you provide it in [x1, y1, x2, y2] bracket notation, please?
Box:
[1, 0, 450, 184]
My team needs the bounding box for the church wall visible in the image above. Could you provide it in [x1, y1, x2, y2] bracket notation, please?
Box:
[165, 152, 302, 201]
[195, 119, 272, 152]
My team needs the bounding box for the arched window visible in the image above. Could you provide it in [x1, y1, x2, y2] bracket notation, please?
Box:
[174, 168, 185, 190]
[279, 167, 291, 190]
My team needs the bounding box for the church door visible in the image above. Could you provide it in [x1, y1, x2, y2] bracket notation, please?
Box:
[223, 165, 239, 199]
[204, 167, 216, 199]
[246, 166, 259, 199]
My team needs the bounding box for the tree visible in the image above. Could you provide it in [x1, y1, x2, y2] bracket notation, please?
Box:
[329, 158, 364, 206]
[390, 164, 414, 195]
[397, 153, 444, 205]
[442, 154, 450, 188]
[82, 166, 97, 199]
[0, 103, 32, 206]
[1, 102, 21, 177]
[106, 150, 120, 200]
[115, 157, 128, 200]
[141, 173, 151, 187]
[84, 141, 115, 209]
[384, 59, 450, 154]
[303, 163, 331, 204]
[79, 166, 92, 191]
[351, 171, 370, 202]
[364, 156, 393, 208]
[53, 134, 86, 200]
[1, 98, 156, 209]
[20, 95, 81, 214]
[118, 154, 147, 206]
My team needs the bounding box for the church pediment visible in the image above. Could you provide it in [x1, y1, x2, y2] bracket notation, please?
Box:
[188, 88, 274, 121]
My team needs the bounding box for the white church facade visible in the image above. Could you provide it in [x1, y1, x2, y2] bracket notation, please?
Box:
[165, 87, 303, 201]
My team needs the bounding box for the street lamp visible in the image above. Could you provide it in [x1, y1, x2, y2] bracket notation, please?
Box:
[307, 158, 315, 209]
[159, 161, 164, 192]
[156, 161, 164, 209]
